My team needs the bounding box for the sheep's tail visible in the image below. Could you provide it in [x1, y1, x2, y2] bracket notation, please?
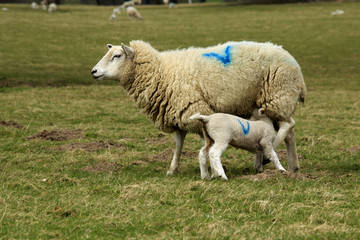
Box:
[299, 87, 306, 103]
[189, 113, 210, 123]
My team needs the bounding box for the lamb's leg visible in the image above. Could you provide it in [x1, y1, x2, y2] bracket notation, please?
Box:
[209, 142, 228, 181]
[166, 130, 187, 176]
[199, 145, 211, 180]
[254, 152, 264, 173]
[262, 145, 286, 171]
[285, 128, 299, 172]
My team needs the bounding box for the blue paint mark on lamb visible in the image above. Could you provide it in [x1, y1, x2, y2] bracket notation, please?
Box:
[237, 119, 250, 135]
[203, 45, 233, 66]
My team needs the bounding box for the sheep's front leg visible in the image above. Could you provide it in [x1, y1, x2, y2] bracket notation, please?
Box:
[209, 142, 228, 181]
[166, 130, 187, 176]
[273, 117, 298, 172]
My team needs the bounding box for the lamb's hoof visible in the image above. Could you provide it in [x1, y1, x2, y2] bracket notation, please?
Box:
[211, 174, 228, 181]
[219, 176, 228, 181]
[201, 175, 211, 181]
[166, 170, 178, 176]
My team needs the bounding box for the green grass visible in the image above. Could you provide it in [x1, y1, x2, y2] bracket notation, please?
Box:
[1, 2, 360, 239]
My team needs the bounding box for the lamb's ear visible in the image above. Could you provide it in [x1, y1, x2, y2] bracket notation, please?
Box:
[258, 108, 265, 116]
[107, 44, 113, 50]
[121, 43, 134, 59]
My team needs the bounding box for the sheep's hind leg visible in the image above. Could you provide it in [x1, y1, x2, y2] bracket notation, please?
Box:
[284, 128, 299, 173]
[166, 130, 187, 176]
[209, 142, 228, 181]
[273, 117, 298, 172]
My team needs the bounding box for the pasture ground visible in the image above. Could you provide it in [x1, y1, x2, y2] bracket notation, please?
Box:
[1, 2, 360, 239]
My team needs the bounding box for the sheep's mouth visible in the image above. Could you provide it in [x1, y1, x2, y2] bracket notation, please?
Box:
[92, 74, 104, 80]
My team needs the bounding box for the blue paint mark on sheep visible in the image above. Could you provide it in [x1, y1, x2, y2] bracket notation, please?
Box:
[203, 45, 233, 66]
[237, 119, 250, 136]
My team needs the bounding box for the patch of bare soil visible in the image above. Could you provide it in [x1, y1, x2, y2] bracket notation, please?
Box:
[82, 161, 121, 173]
[50, 140, 128, 152]
[237, 169, 318, 181]
[276, 149, 305, 161]
[0, 120, 24, 129]
[145, 133, 171, 144]
[27, 129, 84, 141]
[340, 145, 360, 153]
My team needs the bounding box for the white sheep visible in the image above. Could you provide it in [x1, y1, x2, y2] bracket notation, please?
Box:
[31, 2, 39, 9]
[331, 9, 344, 16]
[91, 41, 306, 175]
[190, 109, 286, 181]
[169, 2, 176, 8]
[126, 6, 142, 20]
[48, 3, 57, 12]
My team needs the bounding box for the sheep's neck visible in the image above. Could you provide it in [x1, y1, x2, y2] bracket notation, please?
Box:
[127, 60, 169, 127]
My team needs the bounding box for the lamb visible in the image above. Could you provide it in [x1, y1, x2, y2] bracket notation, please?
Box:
[126, 6, 142, 20]
[109, 13, 116, 21]
[113, 8, 121, 15]
[190, 109, 286, 181]
[91, 40, 306, 175]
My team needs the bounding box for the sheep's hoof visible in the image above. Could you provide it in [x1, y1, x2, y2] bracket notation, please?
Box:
[202, 175, 211, 181]
[288, 167, 299, 173]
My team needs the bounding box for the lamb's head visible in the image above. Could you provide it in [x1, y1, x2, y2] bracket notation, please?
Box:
[250, 108, 271, 121]
[91, 43, 135, 83]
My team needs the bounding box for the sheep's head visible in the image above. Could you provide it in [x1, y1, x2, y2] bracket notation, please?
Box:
[91, 43, 135, 84]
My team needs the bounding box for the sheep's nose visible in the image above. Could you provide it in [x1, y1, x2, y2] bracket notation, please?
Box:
[91, 69, 97, 75]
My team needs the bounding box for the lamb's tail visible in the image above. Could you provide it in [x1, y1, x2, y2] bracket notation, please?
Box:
[189, 113, 210, 123]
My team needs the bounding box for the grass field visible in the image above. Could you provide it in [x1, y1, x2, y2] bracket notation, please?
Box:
[1, 2, 360, 239]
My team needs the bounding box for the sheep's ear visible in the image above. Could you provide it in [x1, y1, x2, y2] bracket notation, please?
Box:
[107, 44, 113, 50]
[121, 43, 134, 59]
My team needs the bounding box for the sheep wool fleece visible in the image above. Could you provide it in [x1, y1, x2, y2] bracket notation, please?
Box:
[122, 40, 306, 134]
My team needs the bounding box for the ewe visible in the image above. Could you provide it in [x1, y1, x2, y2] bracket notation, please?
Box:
[91, 41, 306, 175]
[31, 2, 39, 9]
[126, 6, 142, 20]
[190, 109, 286, 181]
[48, 3, 57, 12]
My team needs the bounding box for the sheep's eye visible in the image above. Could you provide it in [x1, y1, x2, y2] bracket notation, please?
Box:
[113, 54, 121, 60]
